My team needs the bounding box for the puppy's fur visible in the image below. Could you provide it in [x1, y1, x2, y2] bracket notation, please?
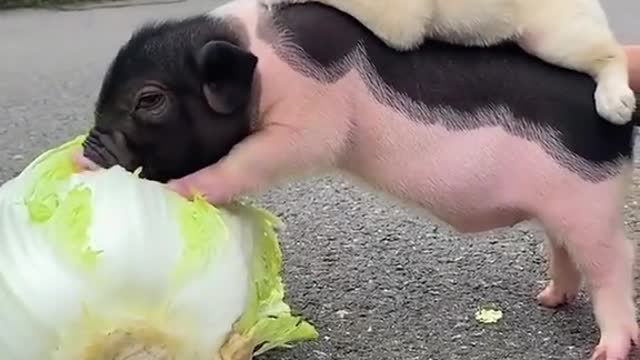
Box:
[262, 0, 637, 125]
[77, 1, 640, 359]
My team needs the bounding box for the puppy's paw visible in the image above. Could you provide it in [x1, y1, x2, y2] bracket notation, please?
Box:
[595, 80, 636, 125]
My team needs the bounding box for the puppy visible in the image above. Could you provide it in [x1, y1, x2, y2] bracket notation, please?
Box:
[74, 1, 640, 359]
[262, 0, 637, 126]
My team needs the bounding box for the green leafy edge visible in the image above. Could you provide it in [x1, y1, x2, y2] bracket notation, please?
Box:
[232, 204, 319, 355]
[20, 135, 100, 269]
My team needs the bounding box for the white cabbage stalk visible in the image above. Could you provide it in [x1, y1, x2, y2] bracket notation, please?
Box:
[0, 135, 318, 359]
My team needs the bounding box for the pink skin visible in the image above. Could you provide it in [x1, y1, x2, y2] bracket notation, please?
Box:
[628, 45, 640, 91]
[72, 151, 101, 172]
[73, 2, 640, 359]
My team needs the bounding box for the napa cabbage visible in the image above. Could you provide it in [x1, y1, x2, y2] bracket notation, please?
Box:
[0, 135, 317, 359]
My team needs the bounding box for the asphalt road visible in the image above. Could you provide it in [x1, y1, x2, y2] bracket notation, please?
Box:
[1, 1, 639, 359]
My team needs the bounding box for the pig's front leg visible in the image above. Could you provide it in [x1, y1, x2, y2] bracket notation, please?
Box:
[167, 117, 347, 204]
[166, 128, 289, 204]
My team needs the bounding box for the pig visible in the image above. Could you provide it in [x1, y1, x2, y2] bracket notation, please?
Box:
[74, 0, 640, 359]
[260, 0, 638, 125]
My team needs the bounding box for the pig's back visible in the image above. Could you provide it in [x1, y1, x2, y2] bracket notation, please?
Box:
[260, 2, 636, 178]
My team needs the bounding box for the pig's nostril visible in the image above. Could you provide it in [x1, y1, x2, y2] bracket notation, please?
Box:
[82, 134, 99, 153]
[81, 129, 119, 168]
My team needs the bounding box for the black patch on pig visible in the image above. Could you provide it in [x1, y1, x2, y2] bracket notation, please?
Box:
[258, 3, 637, 182]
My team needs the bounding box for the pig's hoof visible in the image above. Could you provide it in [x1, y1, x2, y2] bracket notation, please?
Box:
[590, 342, 630, 360]
[536, 281, 577, 308]
[590, 325, 639, 360]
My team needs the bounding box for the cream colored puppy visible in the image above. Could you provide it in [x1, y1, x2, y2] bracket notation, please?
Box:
[262, 0, 636, 125]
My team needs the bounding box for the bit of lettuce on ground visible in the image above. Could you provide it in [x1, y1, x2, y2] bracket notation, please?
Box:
[474, 305, 503, 324]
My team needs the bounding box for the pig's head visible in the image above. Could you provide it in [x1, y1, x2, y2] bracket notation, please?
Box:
[80, 15, 259, 183]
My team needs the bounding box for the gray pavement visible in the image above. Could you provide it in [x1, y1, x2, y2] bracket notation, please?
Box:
[1, 1, 639, 359]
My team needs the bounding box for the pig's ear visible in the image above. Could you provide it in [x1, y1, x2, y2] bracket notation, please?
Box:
[196, 40, 258, 115]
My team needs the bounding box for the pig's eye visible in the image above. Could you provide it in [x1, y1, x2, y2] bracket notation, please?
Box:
[136, 92, 164, 110]
[135, 84, 167, 112]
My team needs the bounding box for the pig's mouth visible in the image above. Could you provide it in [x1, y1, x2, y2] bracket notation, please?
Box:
[80, 128, 177, 183]
[81, 128, 141, 174]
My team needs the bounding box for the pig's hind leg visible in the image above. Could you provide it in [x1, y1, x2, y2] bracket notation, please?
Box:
[536, 237, 582, 308]
[536, 170, 638, 359]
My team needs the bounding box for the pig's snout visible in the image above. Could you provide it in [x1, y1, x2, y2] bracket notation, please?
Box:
[82, 128, 117, 169]
[80, 128, 139, 172]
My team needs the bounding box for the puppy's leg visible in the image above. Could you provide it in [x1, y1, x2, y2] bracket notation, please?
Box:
[537, 170, 638, 360]
[262, 0, 434, 50]
[536, 235, 582, 308]
[519, 2, 635, 125]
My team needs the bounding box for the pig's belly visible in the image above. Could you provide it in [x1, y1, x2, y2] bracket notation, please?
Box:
[340, 75, 589, 233]
[343, 125, 534, 233]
